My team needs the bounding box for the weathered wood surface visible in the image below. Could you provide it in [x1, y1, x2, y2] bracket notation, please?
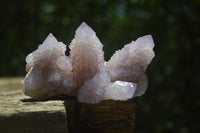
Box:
[65, 99, 135, 133]
[0, 77, 66, 133]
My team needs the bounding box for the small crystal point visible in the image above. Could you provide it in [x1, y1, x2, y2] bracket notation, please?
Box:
[42, 33, 59, 46]
[135, 35, 154, 49]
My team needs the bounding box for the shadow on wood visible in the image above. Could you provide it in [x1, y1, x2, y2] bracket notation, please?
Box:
[0, 111, 66, 133]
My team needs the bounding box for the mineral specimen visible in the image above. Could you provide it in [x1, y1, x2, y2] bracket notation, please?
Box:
[23, 22, 155, 103]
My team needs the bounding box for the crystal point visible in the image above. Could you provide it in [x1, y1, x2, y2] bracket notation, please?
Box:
[70, 22, 105, 88]
[107, 35, 155, 82]
[135, 35, 154, 49]
[43, 33, 58, 45]
[23, 34, 76, 99]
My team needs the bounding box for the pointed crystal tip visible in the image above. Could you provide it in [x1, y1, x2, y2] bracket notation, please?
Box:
[75, 22, 95, 40]
[43, 33, 58, 44]
[135, 35, 154, 49]
[79, 22, 88, 28]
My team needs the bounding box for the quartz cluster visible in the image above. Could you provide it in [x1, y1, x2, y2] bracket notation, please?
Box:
[23, 22, 155, 103]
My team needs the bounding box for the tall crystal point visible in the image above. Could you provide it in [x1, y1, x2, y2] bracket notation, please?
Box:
[69, 22, 105, 88]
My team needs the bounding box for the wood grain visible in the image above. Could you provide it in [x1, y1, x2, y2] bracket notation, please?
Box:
[0, 77, 66, 133]
[65, 99, 135, 133]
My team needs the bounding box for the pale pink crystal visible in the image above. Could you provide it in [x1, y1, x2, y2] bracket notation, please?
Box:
[69, 22, 105, 88]
[104, 81, 137, 101]
[106, 35, 155, 83]
[23, 33, 76, 98]
[77, 72, 137, 103]
[134, 74, 148, 97]
[23, 22, 155, 103]
[77, 71, 110, 104]
[25, 33, 66, 72]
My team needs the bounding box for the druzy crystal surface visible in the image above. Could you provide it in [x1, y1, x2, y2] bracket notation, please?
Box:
[69, 22, 105, 88]
[23, 33, 76, 98]
[23, 22, 155, 103]
[106, 35, 154, 82]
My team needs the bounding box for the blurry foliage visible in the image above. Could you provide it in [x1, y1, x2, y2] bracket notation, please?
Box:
[0, 0, 200, 132]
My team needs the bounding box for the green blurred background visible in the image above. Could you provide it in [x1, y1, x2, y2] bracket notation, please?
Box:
[0, 0, 199, 132]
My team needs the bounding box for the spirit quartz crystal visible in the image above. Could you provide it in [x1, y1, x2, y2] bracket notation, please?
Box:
[23, 22, 155, 103]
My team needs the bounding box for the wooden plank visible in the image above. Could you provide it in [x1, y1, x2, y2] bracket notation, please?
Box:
[0, 77, 66, 133]
[65, 99, 135, 133]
